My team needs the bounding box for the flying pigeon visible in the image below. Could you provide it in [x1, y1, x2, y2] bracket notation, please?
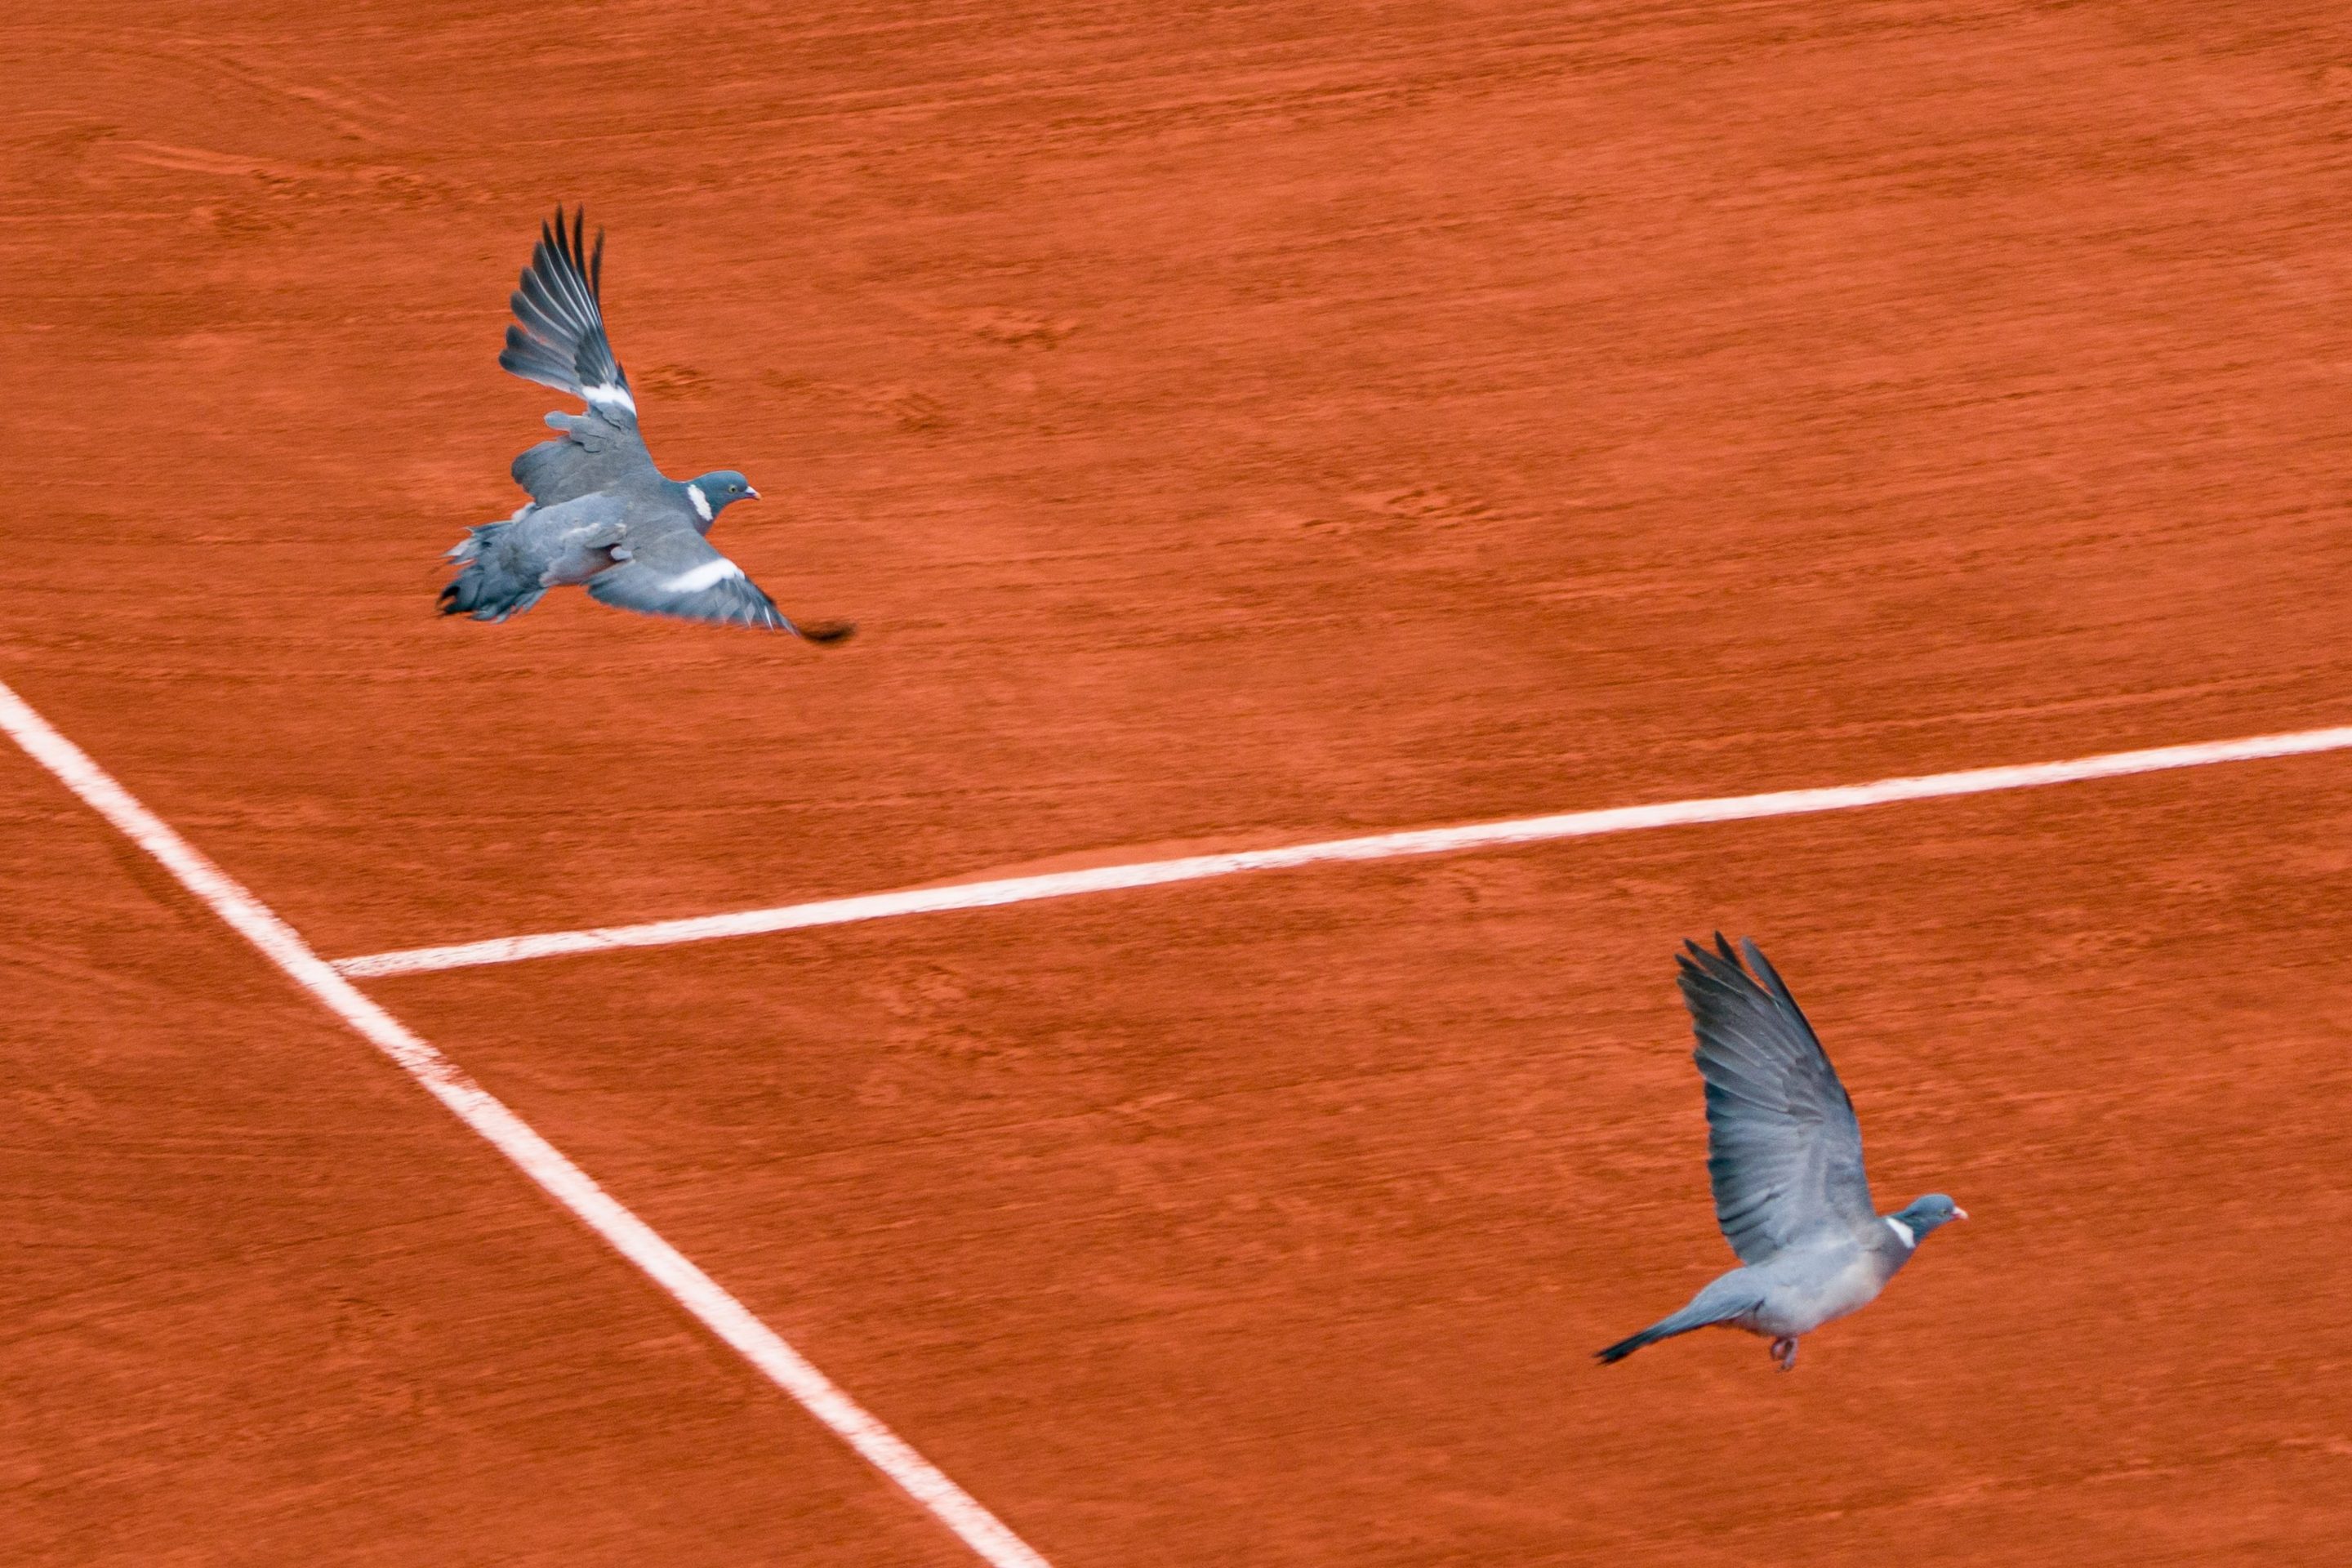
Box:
[1597, 936, 1967, 1372]
[439, 207, 853, 639]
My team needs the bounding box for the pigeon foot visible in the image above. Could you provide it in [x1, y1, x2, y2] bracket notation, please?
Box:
[1770, 1337, 1798, 1373]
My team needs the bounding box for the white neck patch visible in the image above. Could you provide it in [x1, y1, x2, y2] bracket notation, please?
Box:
[1885, 1215, 1917, 1249]
[687, 484, 713, 523]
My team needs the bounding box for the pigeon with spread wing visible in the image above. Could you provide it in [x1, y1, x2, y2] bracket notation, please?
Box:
[1597, 936, 1967, 1372]
[440, 207, 853, 640]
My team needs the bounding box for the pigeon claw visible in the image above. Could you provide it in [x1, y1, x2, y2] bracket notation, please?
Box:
[1770, 1337, 1799, 1373]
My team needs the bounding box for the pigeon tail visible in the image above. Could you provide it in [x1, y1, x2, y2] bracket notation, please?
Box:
[1596, 1298, 1748, 1365]
[443, 517, 505, 564]
[439, 519, 541, 622]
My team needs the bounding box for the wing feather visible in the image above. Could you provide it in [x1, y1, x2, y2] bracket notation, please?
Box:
[1677, 934, 1876, 1264]
[586, 522, 852, 640]
[498, 206, 636, 416]
[497, 206, 658, 504]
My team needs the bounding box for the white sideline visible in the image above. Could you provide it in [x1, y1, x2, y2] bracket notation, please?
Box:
[334, 723, 2352, 979]
[0, 679, 1053, 1568]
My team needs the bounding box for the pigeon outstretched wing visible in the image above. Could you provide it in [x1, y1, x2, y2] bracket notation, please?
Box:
[501, 207, 634, 416]
[501, 207, 659, 504]
[588, 520, 853, 639]
[1677, 935, 1877, 1264]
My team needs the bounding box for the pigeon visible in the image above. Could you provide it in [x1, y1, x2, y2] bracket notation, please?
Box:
[1597, 935, 1967, 1372]
[439, 207, 853, 639]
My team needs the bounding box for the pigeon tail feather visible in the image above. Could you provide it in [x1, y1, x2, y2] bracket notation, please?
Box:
[438, 519, 541, 622]
[1596, 1298, 1748, 1365]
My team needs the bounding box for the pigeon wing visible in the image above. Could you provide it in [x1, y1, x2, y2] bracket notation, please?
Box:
[1677, 935, 1877, 1264]
[501, 207, 635, 418]
[500, 208, 658, 502]
[513, 409, 657, 506]
[587, 519, 844, 637]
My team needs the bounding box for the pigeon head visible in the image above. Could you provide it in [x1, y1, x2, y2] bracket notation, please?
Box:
[1891, 1194, 1969, 1241]
[686, 470, 760, 517]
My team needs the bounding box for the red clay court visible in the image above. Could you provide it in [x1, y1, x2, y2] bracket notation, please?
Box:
[7, 2, 2352, 1563]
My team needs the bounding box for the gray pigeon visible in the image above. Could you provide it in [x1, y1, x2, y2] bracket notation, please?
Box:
[1597, 935, 1967, 1372]
[440, 207, 853, 639]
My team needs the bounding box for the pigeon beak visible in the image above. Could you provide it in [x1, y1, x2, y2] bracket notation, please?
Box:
[1953, 1207, 1970, 1221]
[745, 486, 760, 500]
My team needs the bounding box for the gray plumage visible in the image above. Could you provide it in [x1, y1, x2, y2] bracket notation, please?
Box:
[440, 207, 852, 641]
[1597, 936, 1967, 1371]
[439, 497, 631, 622]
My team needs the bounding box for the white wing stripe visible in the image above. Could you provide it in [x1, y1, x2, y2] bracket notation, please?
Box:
[666, 558, 746, 594]
[584, 382, 638, 414]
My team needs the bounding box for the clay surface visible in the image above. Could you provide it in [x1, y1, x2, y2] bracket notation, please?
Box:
[4, 2, 2350, 1561]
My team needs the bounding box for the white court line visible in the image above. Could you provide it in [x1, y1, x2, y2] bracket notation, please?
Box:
[0, 679, 1052, 1568]
[335, 723, 2352, 979]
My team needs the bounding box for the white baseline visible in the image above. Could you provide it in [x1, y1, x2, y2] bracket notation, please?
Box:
[336, 723, 2352, 980]
[0, 679, 1052, 1568]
